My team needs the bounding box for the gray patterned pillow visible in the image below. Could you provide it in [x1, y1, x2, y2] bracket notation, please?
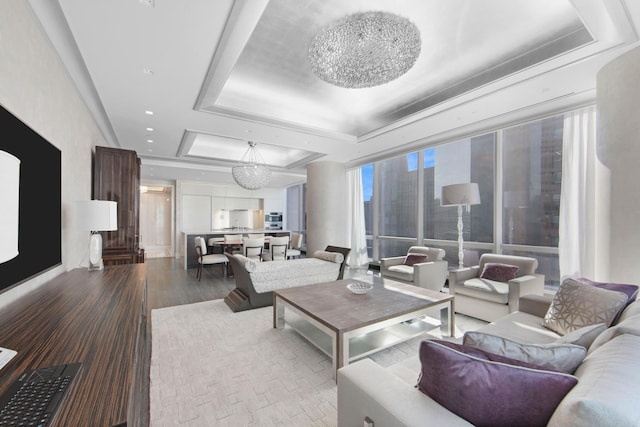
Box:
[463, 331, 586, 373]
[543, 278, 628, 335]
[556, 323, 607, 349]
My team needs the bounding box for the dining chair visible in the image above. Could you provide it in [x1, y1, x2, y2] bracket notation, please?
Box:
[207, 237, 225, 253]
[194, 236, 228, 280]
[243, 237, 265, 262]
[261, 236, 290, 261]
[286, 232, 303, 259]
[223, 234, 243, 254]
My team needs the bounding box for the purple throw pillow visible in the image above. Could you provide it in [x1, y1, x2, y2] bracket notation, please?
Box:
[576, 277, 639, 323]
[480, 263, 519, 282]
[576, 277, 638, 303]
[403, 253, 428, 266]
[417, 339, 578, 427]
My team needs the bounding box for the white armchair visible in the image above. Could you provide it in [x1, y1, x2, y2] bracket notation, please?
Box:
[449, 253, 545, 322]
[380, 246, 448, 292]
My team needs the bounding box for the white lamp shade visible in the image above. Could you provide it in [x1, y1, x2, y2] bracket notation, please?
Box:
[75, 200, 118, 231]
[441, 183, 481, 206]
[0, 150, 20, 263]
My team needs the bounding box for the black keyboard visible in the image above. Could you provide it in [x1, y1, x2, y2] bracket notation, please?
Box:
[0, 363, 81, 427]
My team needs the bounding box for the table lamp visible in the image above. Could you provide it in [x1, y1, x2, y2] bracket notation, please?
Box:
[441, 183, 481, 269]
[75, 200, 118, 270]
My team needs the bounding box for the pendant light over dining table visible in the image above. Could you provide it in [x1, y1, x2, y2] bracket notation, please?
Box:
[232, 141, 271, 190]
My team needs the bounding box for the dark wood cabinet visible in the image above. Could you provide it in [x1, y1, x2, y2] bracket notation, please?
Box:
[93, 146, 144, 265]
[0, 264, 148, 426]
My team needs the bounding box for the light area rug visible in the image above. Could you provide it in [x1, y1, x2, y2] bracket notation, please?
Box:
[150, 299, 484, 426]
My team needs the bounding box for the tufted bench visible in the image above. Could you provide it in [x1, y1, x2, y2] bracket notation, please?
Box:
[223, 248, 349, 312]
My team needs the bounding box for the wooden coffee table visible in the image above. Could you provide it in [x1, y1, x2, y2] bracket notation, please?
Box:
[273, 278, 455, 380]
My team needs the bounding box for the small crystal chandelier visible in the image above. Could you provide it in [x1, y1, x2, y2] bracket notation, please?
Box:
[308, 11, 421, 89]
[232, 141, 272, 190]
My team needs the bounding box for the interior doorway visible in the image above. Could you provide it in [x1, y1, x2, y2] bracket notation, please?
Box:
[140, 185, 174, 259]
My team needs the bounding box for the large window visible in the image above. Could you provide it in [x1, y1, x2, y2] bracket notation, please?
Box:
[376, 153, 419, 258]
[378, 153, 418, 238]
[424, 135, 495, 260]
[502, 117, 563, 247]
[501, 116, 563, 287]
[364, 112, 568, 291]
[362, 163, 374, 258]
[286, 183, 306, 239]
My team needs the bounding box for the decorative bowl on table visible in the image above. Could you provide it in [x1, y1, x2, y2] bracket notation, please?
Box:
[346, 282, 373, 294]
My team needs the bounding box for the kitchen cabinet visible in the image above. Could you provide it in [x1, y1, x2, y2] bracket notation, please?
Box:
[214, 197, 260, 210]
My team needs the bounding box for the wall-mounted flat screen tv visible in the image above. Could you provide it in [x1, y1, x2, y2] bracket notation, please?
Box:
[0, 104, 61, 292]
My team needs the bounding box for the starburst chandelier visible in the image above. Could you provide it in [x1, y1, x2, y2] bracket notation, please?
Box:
[232, 141, 272, 190]
[308, 11, 421, 89]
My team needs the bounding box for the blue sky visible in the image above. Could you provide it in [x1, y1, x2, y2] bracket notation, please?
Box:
[361, 149, 435, 201]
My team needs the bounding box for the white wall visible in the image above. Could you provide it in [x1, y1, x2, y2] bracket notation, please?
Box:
[306, 161, 349, 255]
[596, 45, 640, 283]
[0, 2, 106, 306]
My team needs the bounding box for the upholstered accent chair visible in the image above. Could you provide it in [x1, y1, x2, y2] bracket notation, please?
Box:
[449, 253, 545, 322]
[380, 246, 448, 292]
[194, 236, 228, 280]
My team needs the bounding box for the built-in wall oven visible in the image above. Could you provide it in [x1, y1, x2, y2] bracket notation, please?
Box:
[265, 212, 283, 230]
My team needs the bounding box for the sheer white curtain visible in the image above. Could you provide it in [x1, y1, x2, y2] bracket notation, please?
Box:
[346, 167, 369, 268]
[559, 106, 598, 280]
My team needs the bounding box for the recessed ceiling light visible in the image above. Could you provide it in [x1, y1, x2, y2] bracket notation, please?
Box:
[147, 139, 154, 143]
[146, 127, 154, 132]
[147, 149, 153, 152]
[145, 110, 154, 115]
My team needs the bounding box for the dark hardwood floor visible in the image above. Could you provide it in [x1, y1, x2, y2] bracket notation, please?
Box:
[145, 256, 236, 310]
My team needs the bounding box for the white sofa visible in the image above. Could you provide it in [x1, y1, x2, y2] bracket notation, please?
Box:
[338, 281, 640, 426]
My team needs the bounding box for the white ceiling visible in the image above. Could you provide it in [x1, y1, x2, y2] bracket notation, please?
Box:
[28, 0, 640, 189]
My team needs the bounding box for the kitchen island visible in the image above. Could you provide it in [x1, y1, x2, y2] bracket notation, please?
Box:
[182, 229, 291, 269]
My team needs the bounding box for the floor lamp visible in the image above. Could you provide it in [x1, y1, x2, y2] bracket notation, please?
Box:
[441, 183, 481, 269]
[504, 190, 528, 244]
[75, 200, 118, 271]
